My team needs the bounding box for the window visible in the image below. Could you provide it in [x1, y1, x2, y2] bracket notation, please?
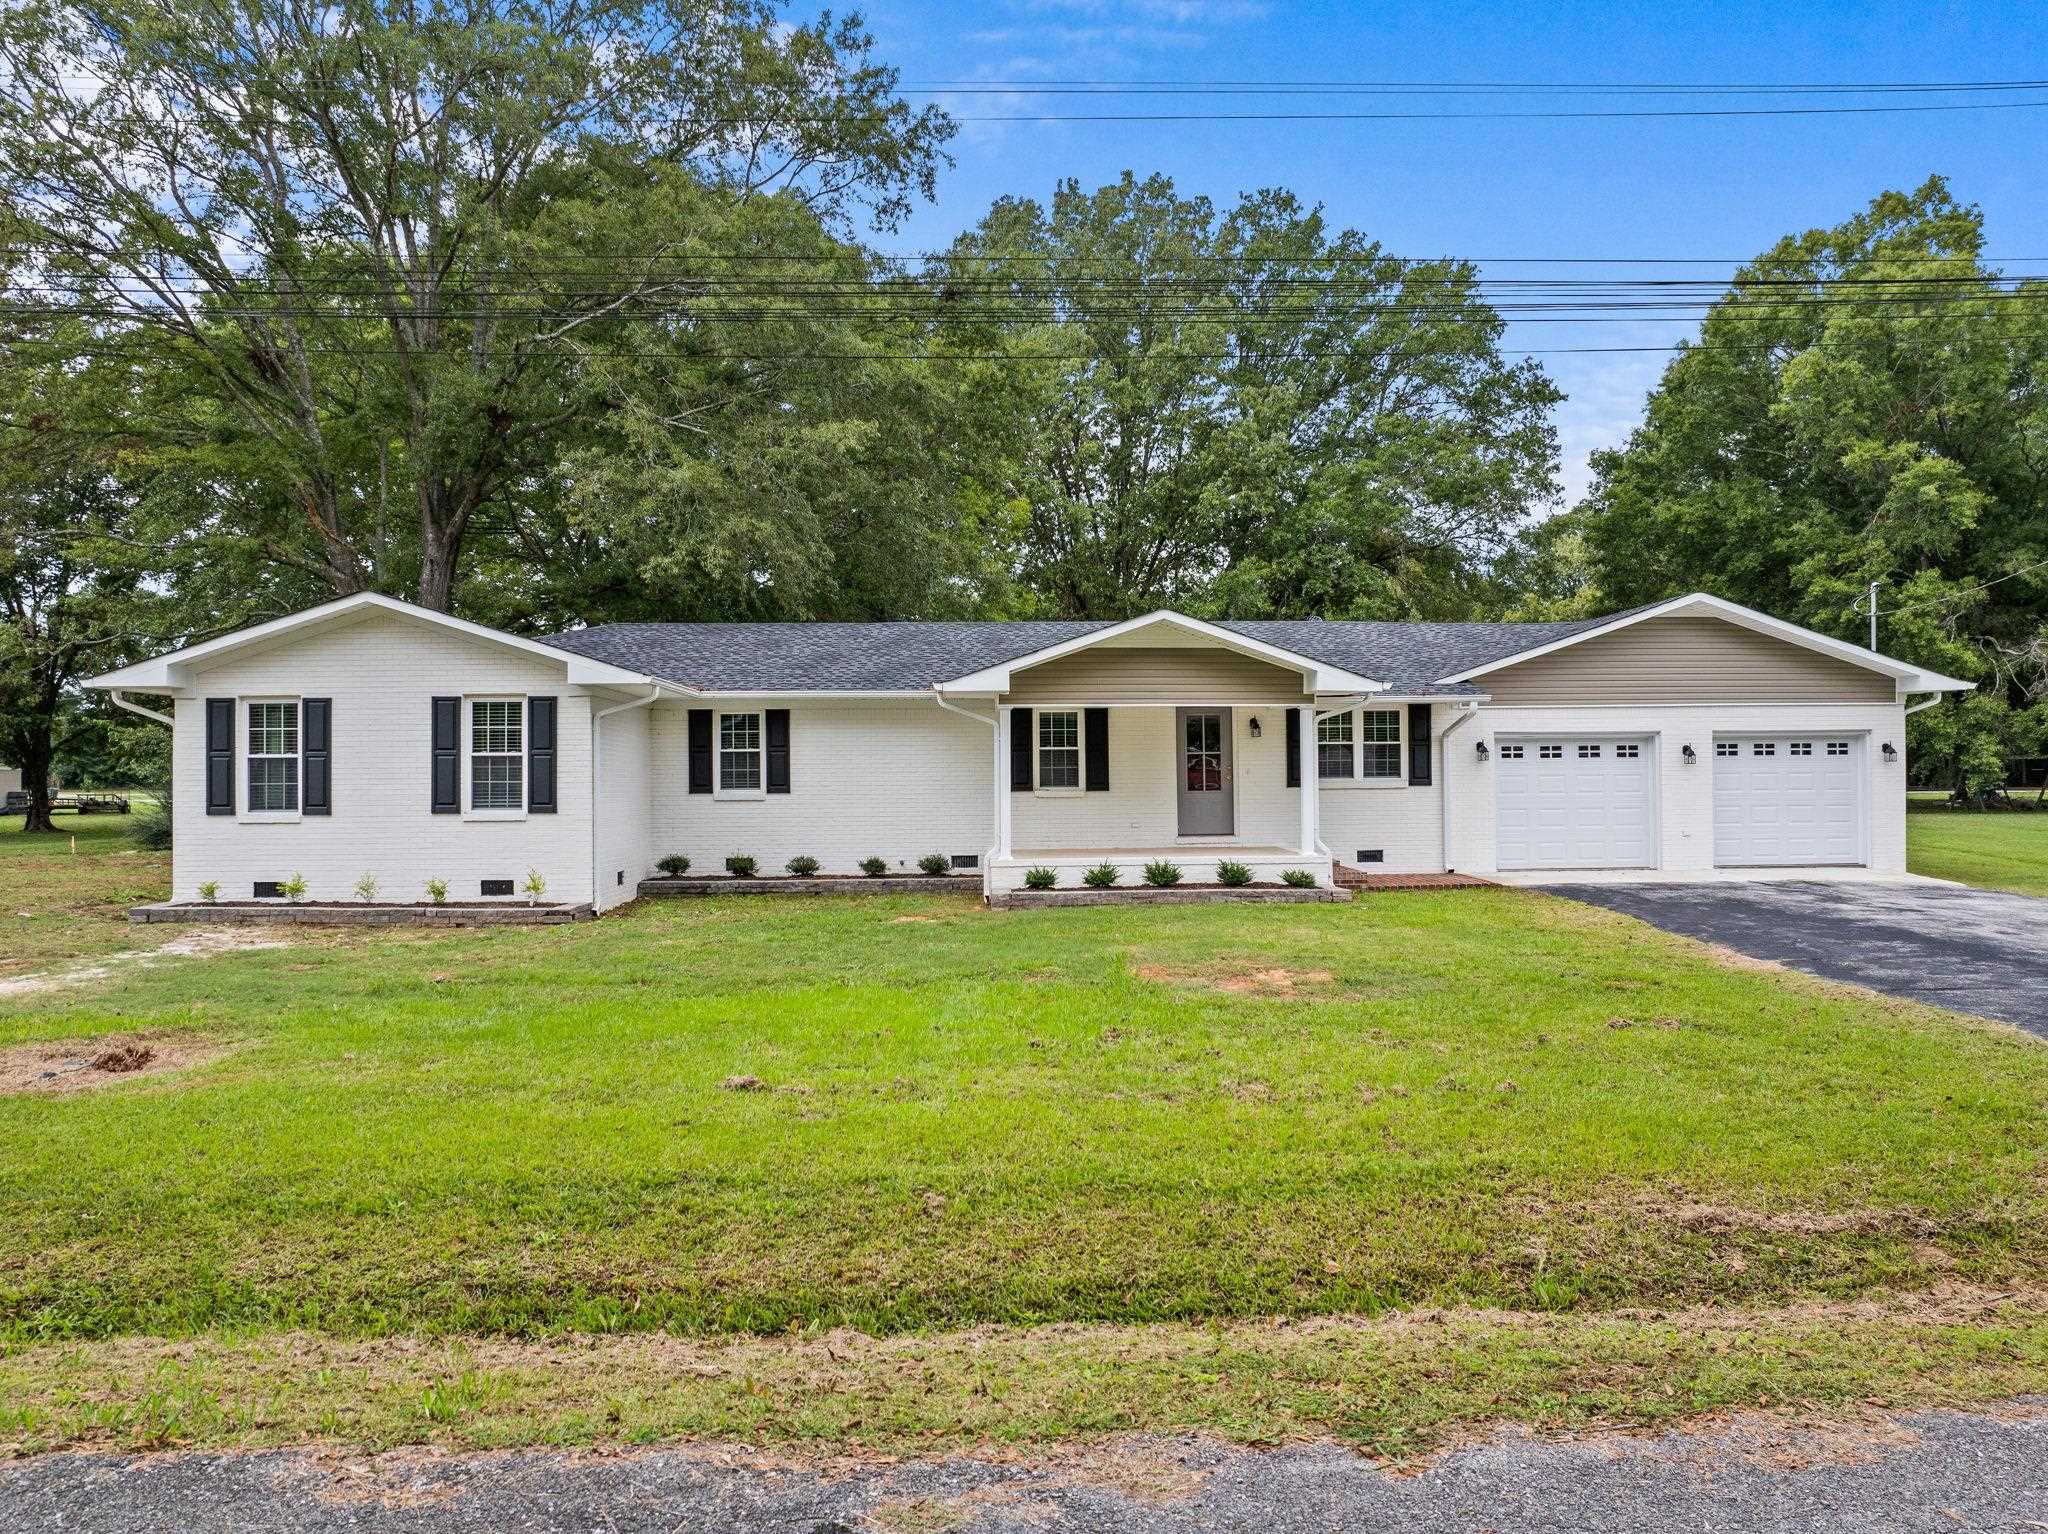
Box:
[470, 699, 524, 810]
[1577, 743, 1602, 759]
[1826, 740, 1851, 757]
[1539, 744, 1563, 760]
[1615, 743, 1640, 759]
[1789, 741, 1813, 756]
[1038, 710, 1080, 789]
[1316, 711, 1354, 779]
[1360, 709, 1402, 778]
[246, 701, 299, 812]
[1716, 742, 1739, 757]
[1498, 744, 1524, 760]
[719, 711, 763, 792]
[1752, 742, 1775, 757]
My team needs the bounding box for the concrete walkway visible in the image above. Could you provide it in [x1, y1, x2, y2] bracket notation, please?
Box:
[7, 1406, 2047, 1532]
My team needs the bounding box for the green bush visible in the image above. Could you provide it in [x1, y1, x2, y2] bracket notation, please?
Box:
[352, 871, 379, 903]
[724, 855, 758, 878]
[425, 877, 449, 905]
[1023, 866, 1059, 890]
[1280, 869, 1318, 888]
[1081, 862, 1120, 889]
[859, 856, 888, 877]
[785, 855, 820, 876]
[1142, 860, 1183, 887]
[279, 871, 308, 902]
[655, 854, 691, 877]
[917, 853, 951, 876]
[196, 879, 219, 903]
[1215, 860, 1252, 887]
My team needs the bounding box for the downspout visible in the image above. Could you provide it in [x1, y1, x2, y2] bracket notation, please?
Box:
[1437, 703, 1481, 873]
[110, 690, 175, 727]
[590, 682, 665, 913]
[1903, 694, 1942, 718]
[932, 688, 999, 896]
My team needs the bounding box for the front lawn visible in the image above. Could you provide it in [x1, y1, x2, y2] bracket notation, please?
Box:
[1908, 806, 2048, 896]
[2, 844, 2046, 1455]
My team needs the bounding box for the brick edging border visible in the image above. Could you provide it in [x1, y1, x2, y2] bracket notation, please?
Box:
[638, 876, 972, 898]
[128, 903, 595, 926]
[988, 886, 1351, 910]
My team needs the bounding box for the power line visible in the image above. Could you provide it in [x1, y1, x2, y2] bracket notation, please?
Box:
[1882, 558, 2048, 616]
[770, 98, 2048, 123]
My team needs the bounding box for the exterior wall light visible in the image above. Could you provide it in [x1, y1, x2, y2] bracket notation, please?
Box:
[1882, 742, 1898, 761]
[1248, 716, 1262, 738]
[1682, 744, 1698, 763]
[1475, 740, 1490, 760]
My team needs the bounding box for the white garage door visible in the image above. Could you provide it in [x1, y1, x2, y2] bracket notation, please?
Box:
[1713, 735, 1864, 866]
[1495, 737, 1656, 870]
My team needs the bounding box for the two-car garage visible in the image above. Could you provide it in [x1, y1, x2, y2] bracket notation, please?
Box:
[1492, 731, 1867, 872]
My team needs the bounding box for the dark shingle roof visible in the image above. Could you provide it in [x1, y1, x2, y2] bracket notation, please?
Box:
[540, 607, 1655, 695]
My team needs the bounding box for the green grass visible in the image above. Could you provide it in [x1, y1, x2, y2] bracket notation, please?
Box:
[3, 844, 2047, 1453]
[1908, 806, 2048, 896]
[0, 811, 167, 974]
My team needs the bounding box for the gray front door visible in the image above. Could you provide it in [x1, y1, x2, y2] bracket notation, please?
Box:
[1176, 708, 1233, 836]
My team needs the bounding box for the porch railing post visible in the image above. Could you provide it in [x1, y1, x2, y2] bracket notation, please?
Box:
[1297, 704, 1315, 855]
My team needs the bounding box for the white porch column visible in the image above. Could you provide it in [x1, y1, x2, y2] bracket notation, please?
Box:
[996, 705, 1014, 858]
[1297, 704, 1315, 855]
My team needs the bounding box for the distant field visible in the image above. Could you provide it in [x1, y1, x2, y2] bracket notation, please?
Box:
[1907, 805, 2048, 897]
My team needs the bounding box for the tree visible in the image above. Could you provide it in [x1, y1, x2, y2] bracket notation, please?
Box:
[1577, 178, 2048, 798]
[935, 174, 1561, 619]
[0, 0, 952, 612]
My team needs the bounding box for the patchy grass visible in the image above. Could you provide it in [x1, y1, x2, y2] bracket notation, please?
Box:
[1908, 807, 2048, 897]
[1, 844, 2046, 1452]
[0, 811, 166, 975]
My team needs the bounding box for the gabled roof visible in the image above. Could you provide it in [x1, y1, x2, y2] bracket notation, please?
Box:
[86, 592, 657, 691]
[1437, 592, 1976, 693]
[936, 610, 1386, 695]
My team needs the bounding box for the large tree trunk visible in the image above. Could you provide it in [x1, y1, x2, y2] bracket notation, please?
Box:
[16, 724, 56, 835]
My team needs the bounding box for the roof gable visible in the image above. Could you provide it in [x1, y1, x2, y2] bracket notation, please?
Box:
[937, 611, 1384, 695]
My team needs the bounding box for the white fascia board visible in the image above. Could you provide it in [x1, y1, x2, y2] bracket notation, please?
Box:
[1438, 592, 1970, 690]
[84, 592, 656, 692]
[935, 609, 1384, 695]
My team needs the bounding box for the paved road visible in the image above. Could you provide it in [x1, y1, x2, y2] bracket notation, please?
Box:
[6, 1408, 2048, 1533]
[1539, 880, 2048, 1034]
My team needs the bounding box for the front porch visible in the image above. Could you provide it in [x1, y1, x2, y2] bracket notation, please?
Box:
[987, 845, 1333, 895]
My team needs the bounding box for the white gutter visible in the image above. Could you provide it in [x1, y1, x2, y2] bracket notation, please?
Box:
[110, 689, 175, 727]
[1904, 693, 1944, 718]
[1438, 703, 1481, 873]
[591, 682, 666, 910]
[932, 689, 1001, 896]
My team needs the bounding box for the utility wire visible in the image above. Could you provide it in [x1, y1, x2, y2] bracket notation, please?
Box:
[1881, 558, 2048, 616]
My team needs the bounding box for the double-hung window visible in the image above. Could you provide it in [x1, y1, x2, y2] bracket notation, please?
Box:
[246, 701, 299, 813]
[1037, 710, 1080, 789]
[1316, 712, 1354, 779]
[1316, 707, 1404, 783]
[470, 699, 524, 811]
[1359, 709, 1402, 778]
[719, 711, 763, 793]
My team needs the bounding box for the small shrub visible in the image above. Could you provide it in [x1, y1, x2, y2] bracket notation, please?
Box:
[352, 871, 379, 903]
[1216, 860, 1252, 887]
[279, 871, 308, 903]
[859, 856, 888, 877]
[655, 854, 691, 877]
[522, 868, 548, 905]
[1081, 862, 1120, 889]
[785, 854, 820, 876]
[197, 879, 219, 903]
[1142, 860, 1183, 887]
[1023, 866, 1058, 890]
[917, 852, 951, 876]
[1280, 869, 1318, 888]
[725, 855, 758, 878]
[425, 877, 449, 905]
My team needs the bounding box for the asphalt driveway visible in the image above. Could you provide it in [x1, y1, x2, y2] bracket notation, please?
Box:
[1539, 880, 2048, 1034]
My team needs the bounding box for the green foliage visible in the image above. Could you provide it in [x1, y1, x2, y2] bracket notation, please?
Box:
[917, 853, 951, 876]
[724, 856, 758, 879]
[940, 172, 1560, 619]
[1022, 866, 1058, 890]
[353, 873, 380, 904]
[785, 855, 821, 877]
[425, 878, 449, 906]
[1081, 862, 1121, 889]
[279, 872, 308, 903]
[1576, 178, 2047, 794]
[1142, 860, 1184, 887]
[1280, 870, 1318, 888]
[1215, 860, 1252, 887]
[196, 880, 218, 904]
[656, 855, 691, 878]
[859, 856, 888, 877]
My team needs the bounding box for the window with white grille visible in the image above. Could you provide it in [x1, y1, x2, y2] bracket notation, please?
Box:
[470, 699, 524, 810]
[247, 701, 299, 813]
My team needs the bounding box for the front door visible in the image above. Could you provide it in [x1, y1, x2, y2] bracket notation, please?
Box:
[1176, 708, 1233, 836]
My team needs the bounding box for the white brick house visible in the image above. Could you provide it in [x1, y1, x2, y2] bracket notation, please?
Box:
[88, 593, 1971, 910]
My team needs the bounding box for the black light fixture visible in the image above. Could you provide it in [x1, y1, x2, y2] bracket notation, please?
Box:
[1475, 740, 1490, 761]
[1882, 741, 1898, 762]
[1682, 744, 1698, 764]
[1248, 716, 1262, 738]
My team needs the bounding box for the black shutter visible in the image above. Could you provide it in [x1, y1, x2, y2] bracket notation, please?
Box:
[302, 698, 332, 816]
[1010, 707, 1033, 791]
[687, 709, 713, 794]
[765, 708, 790, 793]
[430, 696, 460, 813]
[528, 696, 557, 813]
[1083, 708, 1109, 791]
[1407, 703, 1433, 786]
[1285, 707, 1301, 788]
[205, 698, 234, 816]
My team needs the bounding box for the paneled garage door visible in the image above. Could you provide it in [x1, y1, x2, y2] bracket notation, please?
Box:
[1713, 735, 1864, 866]
[1494, 737, 1656, 870]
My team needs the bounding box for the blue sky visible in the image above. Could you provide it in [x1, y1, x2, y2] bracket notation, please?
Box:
[854, 0, 2048, 505]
